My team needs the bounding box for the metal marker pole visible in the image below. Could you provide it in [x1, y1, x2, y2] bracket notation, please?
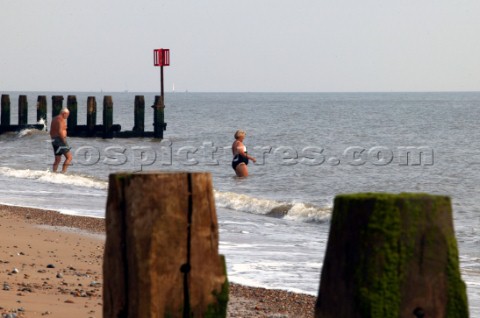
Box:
[161, 65, 164, 105]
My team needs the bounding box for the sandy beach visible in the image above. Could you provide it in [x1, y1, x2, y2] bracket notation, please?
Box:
[0, 205, 316, 318]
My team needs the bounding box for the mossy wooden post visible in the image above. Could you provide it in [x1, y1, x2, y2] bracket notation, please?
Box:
[86, 96, 97, 137]
[67, 95, 78, 133]
[18, 95, 28, 126]
[36, 95, 47, 123]
[103, 96, 113, 138]
[52, 95, 64, 118]
[133, 95, 145, 133]
[103, 172, 229, 318]
[152, 95, 165, 139]
[315, 193, 469, 318]
[1, 94, 10, 128]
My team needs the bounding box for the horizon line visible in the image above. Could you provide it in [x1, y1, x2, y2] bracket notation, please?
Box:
[2, 90, 480, 95]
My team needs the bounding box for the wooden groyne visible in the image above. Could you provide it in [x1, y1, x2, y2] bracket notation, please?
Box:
[0, 94, 44, 133]
[315, 193, 469, 318]
[103, 172, 228, 317]
[0, 94, 167, 138]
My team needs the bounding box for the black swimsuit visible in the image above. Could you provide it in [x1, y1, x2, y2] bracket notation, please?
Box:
[232, 154, 248, 170]
[232, 153, 249, 170]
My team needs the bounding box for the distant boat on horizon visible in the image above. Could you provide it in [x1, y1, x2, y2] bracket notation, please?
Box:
[172, 83, 175, 93]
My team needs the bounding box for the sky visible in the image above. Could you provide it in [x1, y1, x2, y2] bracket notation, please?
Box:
[1, 0, 479, 93]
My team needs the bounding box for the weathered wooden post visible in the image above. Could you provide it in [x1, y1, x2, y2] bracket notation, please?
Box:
[315, 193, 469, 318]
[52, 95, 64, 118]
[18, 95, 28, 126]
[152, 95, 165, 139]
[103, 96, 113, 138]
[103, 172, 228, 318]
[1, 94, 10, 129]
[133, 95, 145, 133]
[67, 95, 78, 133]
[36, 95, 47, 123]
[86, 96, 97, 137]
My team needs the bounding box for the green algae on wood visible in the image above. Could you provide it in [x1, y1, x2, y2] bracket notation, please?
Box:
[315, 193, 469, 318]
[205, 255, 229, 318]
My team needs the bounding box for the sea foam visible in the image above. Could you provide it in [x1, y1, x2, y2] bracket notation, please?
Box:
[0, 167, 108, 190]
[214, 190, 331, 223]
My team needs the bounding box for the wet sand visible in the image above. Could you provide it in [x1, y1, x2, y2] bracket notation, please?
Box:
[0, 205, 315, 317]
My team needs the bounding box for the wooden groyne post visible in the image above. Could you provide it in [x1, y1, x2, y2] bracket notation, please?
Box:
[315, 193, 469, 318]
[1, 94, 10, 127]
[152, 95, 166, 139]
[103, 96, 113, 138]
[37, 95, 47, 123]
[67, 95, 78, 132]
[86, 96, 97, 136]
[52, 95, 64, 118]
[18, 95, 28, 126]
[133, 95, 145, 133]
[103, 172, 228, 317]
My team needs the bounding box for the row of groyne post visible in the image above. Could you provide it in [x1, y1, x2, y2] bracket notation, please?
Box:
[103, 171, 469, 317]
[0, 94, 166, 138]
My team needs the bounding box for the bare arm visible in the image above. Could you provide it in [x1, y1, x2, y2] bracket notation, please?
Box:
[59, 119, 67, 141]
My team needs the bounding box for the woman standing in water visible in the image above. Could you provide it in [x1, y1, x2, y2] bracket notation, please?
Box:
[232, 130, 256, 177]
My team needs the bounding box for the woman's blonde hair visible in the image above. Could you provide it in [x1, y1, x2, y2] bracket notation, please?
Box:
[234, 130, 246, 139]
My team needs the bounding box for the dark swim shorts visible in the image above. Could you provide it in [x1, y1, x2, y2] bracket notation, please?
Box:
[51, 137, 71, 156]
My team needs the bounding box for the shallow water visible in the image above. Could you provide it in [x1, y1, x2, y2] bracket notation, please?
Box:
[0, 91, 479, 314]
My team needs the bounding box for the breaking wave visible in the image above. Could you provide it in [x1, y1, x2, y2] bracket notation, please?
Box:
[0, 167, 108, 190]
[214, 190, 331, 223]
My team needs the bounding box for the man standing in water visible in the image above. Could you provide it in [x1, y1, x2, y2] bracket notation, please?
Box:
[50, 108, 72, 173]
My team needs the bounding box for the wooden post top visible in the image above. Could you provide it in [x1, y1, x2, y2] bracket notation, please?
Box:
[316, 192, 468, 318]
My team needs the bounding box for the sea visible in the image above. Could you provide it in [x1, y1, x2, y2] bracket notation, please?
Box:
[0, 91, 479, 314]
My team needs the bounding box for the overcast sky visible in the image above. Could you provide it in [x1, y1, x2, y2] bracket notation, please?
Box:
[1, 0, 479, 93]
